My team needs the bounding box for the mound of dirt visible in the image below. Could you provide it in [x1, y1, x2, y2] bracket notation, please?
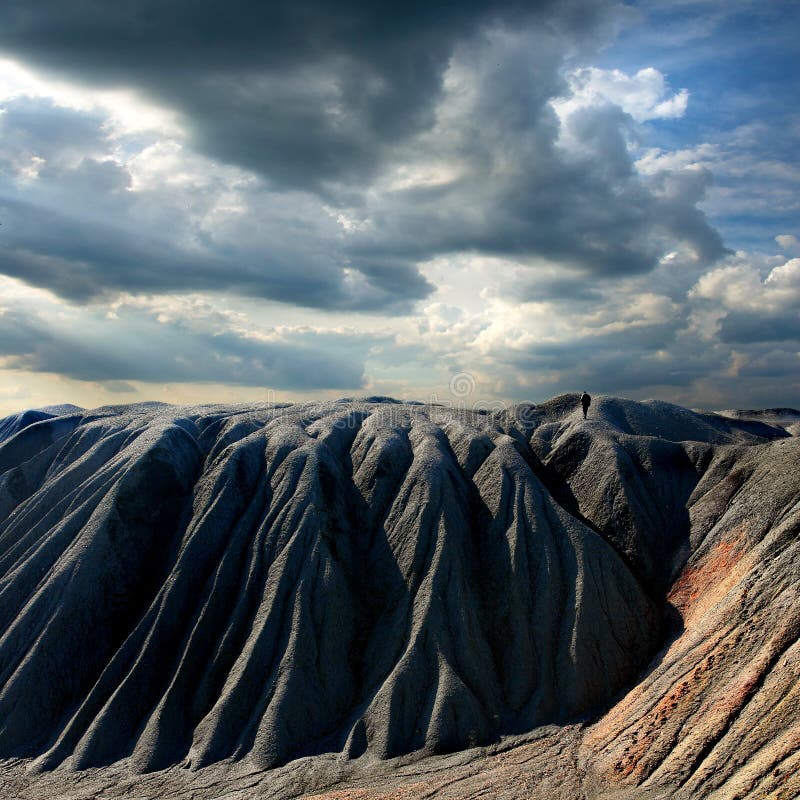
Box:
[0, 396, 796, 800]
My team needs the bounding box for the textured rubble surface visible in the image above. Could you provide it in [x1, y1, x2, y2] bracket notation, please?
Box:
[0, 395, 797, 799]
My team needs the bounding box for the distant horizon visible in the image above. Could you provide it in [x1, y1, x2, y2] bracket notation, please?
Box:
[4, 390, 799, 420]
[1, 1, 798, 414]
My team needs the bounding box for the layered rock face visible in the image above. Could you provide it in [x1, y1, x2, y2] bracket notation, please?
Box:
[583, 430, 800, 799]
[0, 395, 797, 800]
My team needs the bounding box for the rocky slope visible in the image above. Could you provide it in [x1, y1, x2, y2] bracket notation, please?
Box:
[0, 395, 797, 799]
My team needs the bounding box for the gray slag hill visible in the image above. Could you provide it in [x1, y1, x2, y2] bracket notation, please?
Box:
[0, 395, 796, 799]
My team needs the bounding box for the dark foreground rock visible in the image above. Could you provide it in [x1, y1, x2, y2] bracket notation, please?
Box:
[0, 395, 798, 799]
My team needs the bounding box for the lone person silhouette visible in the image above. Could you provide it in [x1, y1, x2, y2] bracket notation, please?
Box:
[580, 391, 591, 419]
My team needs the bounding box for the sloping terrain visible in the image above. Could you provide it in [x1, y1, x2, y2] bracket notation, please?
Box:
[0, 395, 797, 800]
[0, 405, 83, 445]
[0, 410, 55, 444]
[717, 407, 800, 438]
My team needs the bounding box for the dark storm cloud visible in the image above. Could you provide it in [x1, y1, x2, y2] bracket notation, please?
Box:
[735, 348, 800, 379]
[502, 335, 719, 395]
[0, 0, 609, 191]
[0, 97, 432, 310]
[341, 46, 727, 281]
[499, 320, 681, 372]
[718, 310, 800, 344]
[0, 304, 367, 389]
[0, 196, 423, 310]
[0, 0, 726, 311]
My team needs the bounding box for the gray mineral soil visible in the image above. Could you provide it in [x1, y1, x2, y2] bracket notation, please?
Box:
[0, 394, 798, 799]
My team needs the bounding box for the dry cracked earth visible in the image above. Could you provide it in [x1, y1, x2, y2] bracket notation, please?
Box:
[0, 395, 798, 799]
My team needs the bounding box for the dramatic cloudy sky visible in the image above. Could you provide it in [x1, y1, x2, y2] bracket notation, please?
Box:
[0, 0, 798, 413]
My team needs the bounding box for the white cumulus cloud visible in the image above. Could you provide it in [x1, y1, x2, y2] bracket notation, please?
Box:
[554, 66, 689, 123]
